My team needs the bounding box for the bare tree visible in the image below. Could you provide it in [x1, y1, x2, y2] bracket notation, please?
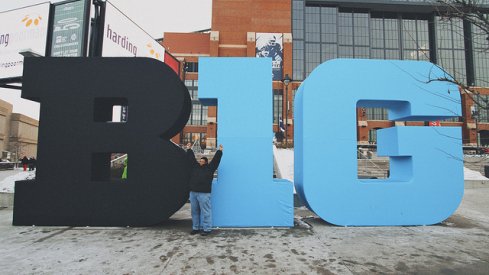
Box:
[437, 0, 489, 35]
[8, 136, 28, 166]
[435, 0, 489, 109]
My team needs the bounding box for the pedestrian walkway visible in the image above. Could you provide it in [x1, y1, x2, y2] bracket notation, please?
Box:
[0, 169, 35, 193]
[0, 168, 23, 182]
[0, 188, 488, 274]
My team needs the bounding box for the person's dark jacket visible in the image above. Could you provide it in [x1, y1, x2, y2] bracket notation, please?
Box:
[21, 157, 28, 165]
[28, 157, 36, 168]
[187, 149, 223, 193]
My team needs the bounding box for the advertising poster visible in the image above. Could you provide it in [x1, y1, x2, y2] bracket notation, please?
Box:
[256, 33, 283, 81]
[50, 0, 90, 57]
[0, 3, 50, 79]
[102, 1, 165, 62]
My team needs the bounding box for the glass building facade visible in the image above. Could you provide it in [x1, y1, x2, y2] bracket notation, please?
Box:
[273, 89, 283, 124]
[184, 79, 208, 126]
[292, 0, 488, 86]
[293, 0, 488, 140]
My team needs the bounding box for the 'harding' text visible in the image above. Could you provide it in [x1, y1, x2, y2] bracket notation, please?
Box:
[0, 33, 9, 47]
[106, 24, 137, 56]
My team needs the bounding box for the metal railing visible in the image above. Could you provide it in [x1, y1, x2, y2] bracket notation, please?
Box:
[110, 154, 127, 168]
[357, 149, 389, 178]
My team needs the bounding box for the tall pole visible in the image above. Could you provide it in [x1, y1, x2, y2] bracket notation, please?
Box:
[282, 74, 291, 147]
[475, 94, 481, 152]
[476, 116, 480, 150]
[472, 102, 480, 152]
[285, 83, 288, 146]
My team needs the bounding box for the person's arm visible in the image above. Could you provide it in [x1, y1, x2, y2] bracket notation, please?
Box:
[185, 143, 199, 167]
[209, 145, 223, 172]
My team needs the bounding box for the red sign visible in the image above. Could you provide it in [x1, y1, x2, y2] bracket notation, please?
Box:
[164, 51, 180, 76]
[429, 121, 441, 126]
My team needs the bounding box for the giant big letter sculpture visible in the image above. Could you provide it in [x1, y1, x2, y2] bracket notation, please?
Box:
[199, 58, 294, 227]
[295, 59, 463, 226]
[13, 57, 191, 226]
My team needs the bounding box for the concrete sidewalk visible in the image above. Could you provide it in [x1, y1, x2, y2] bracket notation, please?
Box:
[0, 188, 488, 274]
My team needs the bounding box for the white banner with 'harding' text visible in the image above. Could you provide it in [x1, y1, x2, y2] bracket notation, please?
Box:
[102, 1, 165, 62]
[0, 3, 50, 79]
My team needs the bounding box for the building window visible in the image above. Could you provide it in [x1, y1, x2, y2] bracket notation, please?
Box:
[187, 102, 208, 126]
[185, 62, 198, 72]
[401, 17, 430, 61]
[320, 7, 338, 63]
[185, 80, 198, 100]
[294, 3, 489, 86]
[441, 117, 460, 122]
[305, 6, 320, 42]
[368, 129, 378, 144]
[436, 17, 466, 83]
[338, 10, 370, 59]
[182, 133, 206, 145]
[293, 40, 305, 81]
[273, 89, 283, 125]
[476, 95, 489, 123]
[366, 108, 388, 120]
[473, 23, 489, 86]
[305, 43, 321, 76]
[292, 0, 305, 81]
[291, 88, 298, 114]
[371, 15, 400, 60]
[321, 7, 337, 44]
[184, 80, 207, 125]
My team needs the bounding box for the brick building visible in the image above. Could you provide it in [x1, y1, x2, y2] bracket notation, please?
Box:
[163, 0, 489, 147]
[0, 99, 39, 161]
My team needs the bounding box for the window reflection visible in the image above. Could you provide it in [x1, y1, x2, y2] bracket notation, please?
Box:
[292, 1, 486, 89]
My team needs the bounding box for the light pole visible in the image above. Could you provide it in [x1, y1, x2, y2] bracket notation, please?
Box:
[282, 74, 291, 146]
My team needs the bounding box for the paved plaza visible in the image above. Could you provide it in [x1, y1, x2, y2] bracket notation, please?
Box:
[0, 185, 488, 274]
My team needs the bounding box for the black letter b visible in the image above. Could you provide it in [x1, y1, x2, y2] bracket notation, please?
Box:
[14, 57, 191, 226]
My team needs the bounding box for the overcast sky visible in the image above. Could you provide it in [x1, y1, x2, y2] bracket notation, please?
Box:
[0, 0, 212, 120]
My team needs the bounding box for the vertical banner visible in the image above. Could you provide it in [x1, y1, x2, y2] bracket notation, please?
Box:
[164, 51, 180, 76]
[0, 3, 50, 79]
[50, 0, 90, 57]
[256, 33, 283, 81]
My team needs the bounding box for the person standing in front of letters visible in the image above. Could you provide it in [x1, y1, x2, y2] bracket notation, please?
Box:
[186, 143, 223, 236]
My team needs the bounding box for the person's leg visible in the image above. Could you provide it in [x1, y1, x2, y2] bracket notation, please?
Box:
[199, 193, 212, 233]
[189, 192, 201, 231]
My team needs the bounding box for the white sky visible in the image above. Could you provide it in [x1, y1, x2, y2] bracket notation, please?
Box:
[0, 0, 212, 120]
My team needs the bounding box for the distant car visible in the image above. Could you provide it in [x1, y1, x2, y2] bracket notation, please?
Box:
[478, 147, 489, 154]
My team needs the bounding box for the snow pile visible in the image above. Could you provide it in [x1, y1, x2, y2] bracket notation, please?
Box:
[273, 147, 294, 182]
[464, 167, 489, 181]
[274, 148, 489, 182]
[0, 170, 35, 193]
[0, 156, 487, 194]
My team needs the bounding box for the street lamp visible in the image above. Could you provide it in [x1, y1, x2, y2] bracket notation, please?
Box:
[282, 74, 291, 146]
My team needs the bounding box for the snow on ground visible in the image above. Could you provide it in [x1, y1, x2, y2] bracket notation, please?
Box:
[0, 154, 487, 194]
[274, 148, 489, 182]
[0, 170, 35, 193]
[273, 147, 294, 182]
[464, 167, 489, 180]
